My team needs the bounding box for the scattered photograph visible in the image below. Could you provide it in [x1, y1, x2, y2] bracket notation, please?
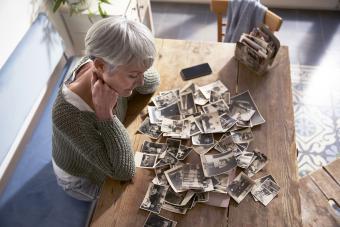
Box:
[164, 165, 186, 193]
[227, 172, 255, 203]
[181, 164, 214, 192]
[160, 89, 180, 98]
[140, 183, 169, 214]
[199, 80, 228, 100]
[138, 117, 162, 139]
[193, 89, 209, 106]
[201, 151, 237, 177]
[235, 151, 255, 168]
[154, 165, 171, 185]
[251, 178, 280, 206]
[135, 152, 158, 169]
[220, 113, 237, 132]
[148, 105, 162, 125]
[231, 128, 254, 144]
[152, 91, 178, 109]
[214, 134, 238, 153]
[143, 212, 177, 227]
[141, 141, 167, 155]
[179, 92, 197, 115]
[160, 102, 181, 117]
[176, 145, 193, 160]
[165, 138, 181, 157]
[155, 153, 177, 168]
[230, 91, 265, 126]
[244, 150, 268, 177]
[201, 112, 224, 133]
[203, 100, 229, 116]
[192, 133, 214, 146]
[212, 171, 234, 194]
[180, 119, 191, 139]
[165, 188, 195, 206]
[221, 91, 231, 105]
[209, 90, 221, 103]
[251, 174, 277, 198]
[194, 115, 204, 132]
[189, 117, 201, 136]
[161, 118, 183, 137]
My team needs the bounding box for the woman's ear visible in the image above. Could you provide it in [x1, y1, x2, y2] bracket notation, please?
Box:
[93, 58, 105, 75]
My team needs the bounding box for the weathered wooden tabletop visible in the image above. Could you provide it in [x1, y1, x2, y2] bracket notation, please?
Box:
[90, 39, 302, 227]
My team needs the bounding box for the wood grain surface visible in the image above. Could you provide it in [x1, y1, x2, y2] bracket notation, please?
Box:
[90, 39, 301, 227]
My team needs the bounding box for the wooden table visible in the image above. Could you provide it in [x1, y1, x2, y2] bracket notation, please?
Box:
[90, 39, 302, 227]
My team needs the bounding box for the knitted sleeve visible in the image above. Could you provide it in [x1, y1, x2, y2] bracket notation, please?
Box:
[135, 66, 160, 94]
[80, 113, 135, 181]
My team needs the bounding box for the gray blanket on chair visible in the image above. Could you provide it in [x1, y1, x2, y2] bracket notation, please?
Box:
[224, 0, 267, 43]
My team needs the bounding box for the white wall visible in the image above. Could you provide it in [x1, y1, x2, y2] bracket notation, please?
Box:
[151, 0, 340, 10]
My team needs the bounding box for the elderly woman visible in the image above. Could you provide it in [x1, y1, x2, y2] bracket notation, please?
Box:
[52, 16, 160, 201]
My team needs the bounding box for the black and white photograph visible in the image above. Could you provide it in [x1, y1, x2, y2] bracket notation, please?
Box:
[180, 119, 191, 139]
[154, 165, 171, 186]
[201, 112, 224, 133]
[152, 91, 178, 109]
[199, 80, 228, 100]
[143, 212, 177, 227]
[230, 91, 265, 126]
[176, 145, 193, 160]
[192, 133, 214, 146]
[231, 128, 254, 144]
[181, 164, 214, 192]
[161, 118, 183, 137]
[165, 138, 181, 157]
[227, 172, 255, 204]
[235, 151, 255, 168]
[138, 117, 162, 139]
[212, 172, 234, 194]
[221, 91, 231, 105]
[141, 141, 167, 155]
[160, 89, 180, 98]
[203, 100, 229, 116]
[193, 89, 209, 106]
[215, 134, 238, 153]
[140, 183, 169, 214]
[194, 115, 204, 132]
[147, 105, 162, 125]
[244, 150, 268, 177]
[160, 102, 181, 117]
[251, 174, 277, 199]
[179, 92, 197, 115]
[155, 153, 177, 168]
[164, 165, 186, 193]
[251, 178, 280, 206]
[209, 90, 221, 103]
[135, 152, 158, 169]
[165, 187, 195, 206]
[219, 113, 237, 132]
[201, 152, 237, 177]
[189, 117, 201, 136]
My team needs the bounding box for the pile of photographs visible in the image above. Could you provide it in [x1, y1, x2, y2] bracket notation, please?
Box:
[137, 80, 280, 226]
[234, 24, 280, 75]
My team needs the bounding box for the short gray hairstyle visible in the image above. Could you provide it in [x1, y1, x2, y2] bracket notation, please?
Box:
[85, 16, 156, 70]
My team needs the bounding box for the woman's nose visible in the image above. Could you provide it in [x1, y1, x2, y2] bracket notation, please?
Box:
[137, 74, 144, 86]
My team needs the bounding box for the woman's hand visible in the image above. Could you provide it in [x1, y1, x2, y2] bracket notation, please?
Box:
[91, 73, 118, 121]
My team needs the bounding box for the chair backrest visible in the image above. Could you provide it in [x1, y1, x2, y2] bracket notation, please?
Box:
[210, 0, 283, 42]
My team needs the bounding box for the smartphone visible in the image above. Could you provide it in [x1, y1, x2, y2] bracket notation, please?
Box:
[180, 63, 212, 81]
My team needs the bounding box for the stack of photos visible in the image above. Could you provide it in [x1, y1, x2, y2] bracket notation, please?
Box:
[234, 24, 280, 75]
[135, 80, 279, 224]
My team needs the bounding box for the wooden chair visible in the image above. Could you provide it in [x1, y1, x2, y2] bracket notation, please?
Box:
[210, 0, 283, 42]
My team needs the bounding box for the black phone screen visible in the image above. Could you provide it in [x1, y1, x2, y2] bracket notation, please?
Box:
[180, 63, 212, 81]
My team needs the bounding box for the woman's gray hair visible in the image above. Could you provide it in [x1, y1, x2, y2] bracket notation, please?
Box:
[85, 16, 156, 70]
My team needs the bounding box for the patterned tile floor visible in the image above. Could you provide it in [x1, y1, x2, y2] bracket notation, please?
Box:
[151, 2, 340, 176]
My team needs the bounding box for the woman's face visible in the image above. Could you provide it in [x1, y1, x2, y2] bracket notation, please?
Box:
[101, 62, 148, 97]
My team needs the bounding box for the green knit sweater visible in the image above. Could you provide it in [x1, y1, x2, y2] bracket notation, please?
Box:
[52, 60, 160, 185]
